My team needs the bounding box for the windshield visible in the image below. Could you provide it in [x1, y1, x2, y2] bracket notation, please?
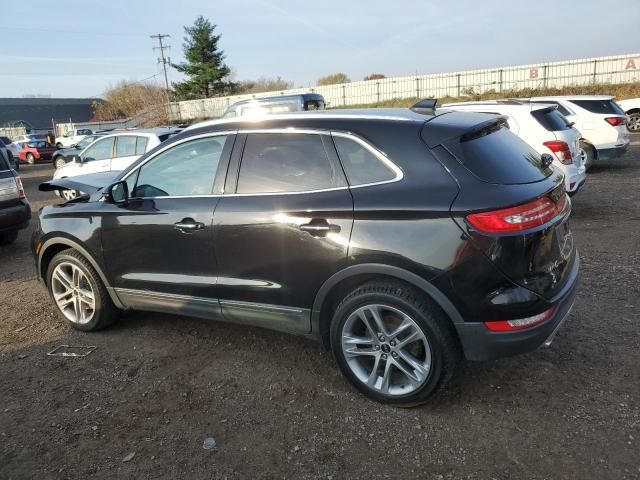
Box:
[570, 99, 626, 115]
[77, 136, 97, 148]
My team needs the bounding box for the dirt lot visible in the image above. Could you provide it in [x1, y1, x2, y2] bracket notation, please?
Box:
[1, 142, 639, 480]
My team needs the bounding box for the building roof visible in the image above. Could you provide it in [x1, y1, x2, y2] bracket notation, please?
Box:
[0, 98, 101, 130]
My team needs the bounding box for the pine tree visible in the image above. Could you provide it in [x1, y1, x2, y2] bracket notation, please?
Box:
[172, 16, 236, 100]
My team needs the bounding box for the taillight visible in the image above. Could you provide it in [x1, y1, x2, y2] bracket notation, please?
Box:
[484, 307, 554, 332]
[15, 176, 26, 199]
[543, 140, 573, 165]
[466, 193, 568, 233]
[604, 117, 626, 127]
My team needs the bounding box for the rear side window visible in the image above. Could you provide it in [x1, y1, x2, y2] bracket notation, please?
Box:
[333, 135, 396, 185]
[531, 108, 571, 131]
[115, 136, 137, 157]
[135, 137, 148, 154]
[0, 149, 9, 170]
[446, 124, 551, 184]
[237, 133, 346, 194]
[570, 99, 625, 115]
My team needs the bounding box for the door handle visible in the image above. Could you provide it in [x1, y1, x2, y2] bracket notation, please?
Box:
[299, 220, 341, 236]
[174, 219, 205, 233]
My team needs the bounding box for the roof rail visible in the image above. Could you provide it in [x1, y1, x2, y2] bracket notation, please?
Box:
[410, 98, 437, 115]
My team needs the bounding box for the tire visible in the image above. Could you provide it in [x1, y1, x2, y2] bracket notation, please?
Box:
[46, 249, 119, 331]
[579, 141, 596, 171]
[26, 153, 35, 165]
[627, 113, 640, 132]
[330, 281, 460, 407]
[0, 230, 19, 245]
[53, 156, 66, 169]
[56, 143, 64, 149]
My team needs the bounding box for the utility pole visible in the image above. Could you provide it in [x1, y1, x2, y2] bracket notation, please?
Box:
[150, 33, 171, 93]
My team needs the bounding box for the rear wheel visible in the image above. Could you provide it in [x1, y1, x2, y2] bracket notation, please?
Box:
[0, 230, 18, 245]
[579, 141, 596, 171]
[26, 153, 35, 165]
[47, 250, 119, 331]
[627, 113, 640, 132]
[330, 281, 459, 407]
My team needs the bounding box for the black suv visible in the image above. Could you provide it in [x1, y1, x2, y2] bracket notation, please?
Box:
[33, 104, 579, 405]
[0, 149, 30, 245]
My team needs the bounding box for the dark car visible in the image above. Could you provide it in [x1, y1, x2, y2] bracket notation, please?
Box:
[33, 103, 579, 405]
[51, 134, 105, 169]
[0, 137, 19, 171]
[0, 149, 30, 245]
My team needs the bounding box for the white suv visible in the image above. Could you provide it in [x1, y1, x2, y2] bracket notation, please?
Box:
[55, 128, 93, 148]
[527, 96, 630, 169]
[53, 128, 179, 199]
[616, 98, 640, 132]
[441, 100, 586, 195]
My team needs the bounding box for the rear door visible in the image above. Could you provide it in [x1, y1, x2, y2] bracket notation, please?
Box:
[110, 135, 143, 171]
[212, 130, 353, 334]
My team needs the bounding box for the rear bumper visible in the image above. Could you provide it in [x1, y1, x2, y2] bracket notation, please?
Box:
[0, 200, 31, 232]
[455, 252, 580, 361]
[597, 145, 628, 161]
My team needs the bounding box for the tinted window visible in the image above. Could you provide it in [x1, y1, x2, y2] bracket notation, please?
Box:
[0, 149, 9, 170]
[531, 101, 572, 116]
[135, 137, 148, 155]
[82, 137, 115, 161]
[0, 137, 11, 145]
[78, 129, 92, 135]
[531, 108, 571, 131]
[237, 133, 346, 194]
[446, 124, 551, 184]
[333, 136, 396, 185]
[570, 99, 625, 115]
[131, 136, 227, 197]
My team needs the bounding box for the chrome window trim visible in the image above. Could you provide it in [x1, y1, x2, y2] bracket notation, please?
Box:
[120, 128, 403, 200]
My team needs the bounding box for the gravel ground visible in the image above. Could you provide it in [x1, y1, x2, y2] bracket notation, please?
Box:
[1, 141, 639, 479]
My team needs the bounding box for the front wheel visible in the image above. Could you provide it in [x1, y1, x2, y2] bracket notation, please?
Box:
[53, 156, 66, 169]
[627, 113, 640, 132]
[26, 153, 35, 165]
[330, 281, 459, 407]
[47, 249, 119, 331]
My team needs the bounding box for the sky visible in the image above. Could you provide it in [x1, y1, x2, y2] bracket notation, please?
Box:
[2, 0, 639, 98]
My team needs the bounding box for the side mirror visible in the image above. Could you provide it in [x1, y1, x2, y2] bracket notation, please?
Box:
[105, 180, 129, 204]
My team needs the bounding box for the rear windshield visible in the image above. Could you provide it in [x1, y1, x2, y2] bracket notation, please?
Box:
[0, 150, 10, 170]
[531, 108, 571, 131]
[446, 124, 551, 184]
[570, 99, 625, 115]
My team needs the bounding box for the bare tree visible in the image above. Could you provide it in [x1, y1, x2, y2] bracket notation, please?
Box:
[317, 73, 350, 86]
[92, 80, 169, 125]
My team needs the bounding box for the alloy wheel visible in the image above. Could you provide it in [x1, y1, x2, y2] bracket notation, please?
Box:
[628, 114, 640, 132]
[341, 304, 432, 396]
[54, 157, 66, 169]
[50, 262, 96, 324]
[61, 189, 77, 201]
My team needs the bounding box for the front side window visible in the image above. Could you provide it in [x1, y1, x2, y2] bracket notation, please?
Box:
[129, 136, 227, 198]
[236, 133, 345, 194]
[115, 136, 137, 158]
[333, 135, 397, 186]
[82, 137, 115, 161]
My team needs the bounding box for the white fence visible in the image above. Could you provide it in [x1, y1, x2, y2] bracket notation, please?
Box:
[172, 53, 640, 121]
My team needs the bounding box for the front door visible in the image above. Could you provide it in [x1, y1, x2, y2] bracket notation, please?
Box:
[100, 134, 234, 317]
[78, 136, 115, 174]
[213, 131, 354, 334]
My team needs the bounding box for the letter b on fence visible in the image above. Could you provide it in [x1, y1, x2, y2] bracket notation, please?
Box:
[529, 68, 539, 79]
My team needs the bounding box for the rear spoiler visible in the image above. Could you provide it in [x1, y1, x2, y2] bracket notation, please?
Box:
[421, 112, 509, 148]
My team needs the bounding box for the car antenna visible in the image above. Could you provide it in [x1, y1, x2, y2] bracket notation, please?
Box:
[410, 98, 437, 115]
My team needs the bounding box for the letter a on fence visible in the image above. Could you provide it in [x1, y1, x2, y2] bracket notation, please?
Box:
[625, 59, 637, 70]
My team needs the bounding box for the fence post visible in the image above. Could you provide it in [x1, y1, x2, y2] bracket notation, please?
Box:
[592, 59, 598, 84]
[376, 82, 380, 103]
[499, 70, 503, 92]
[456, 73, 461, 97]
[416, 77, 420, 99]
[543, 65, 548, 88]
[342, 85, 346, 106]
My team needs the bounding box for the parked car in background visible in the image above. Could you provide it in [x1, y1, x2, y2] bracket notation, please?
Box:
[0, 137, 19, 170]
[18, 141, 58, 165]
[0, 149, 30, 245]
[528, 95, 629, 169]
[616, 98, 640, 132]
[54, 128, 93, 148]
[222, 93, 325, 118]
[13, 134, 40, 143]
[53, 128, 181, 199]
[36, 105, 579, 405]
[0, 136, 19, 160]
[442, 100, 586, 195]
[51, 134, 105, 169]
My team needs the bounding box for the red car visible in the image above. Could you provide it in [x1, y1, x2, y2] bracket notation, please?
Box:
[19, 141, 58, 165]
